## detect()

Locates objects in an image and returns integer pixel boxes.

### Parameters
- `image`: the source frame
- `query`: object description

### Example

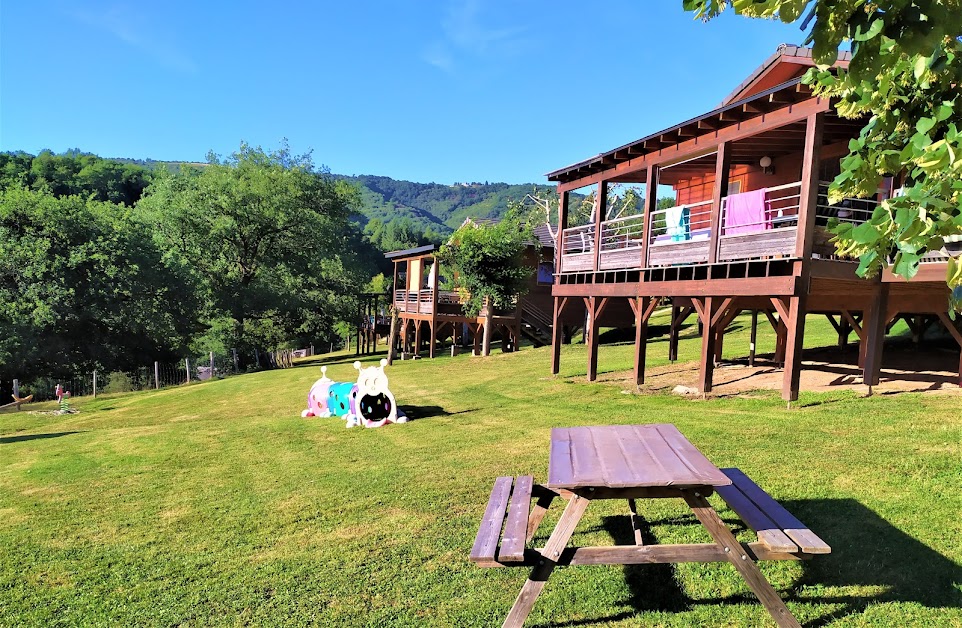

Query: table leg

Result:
[526,490,556,543]
[683,492,801,628]
[627,499,644,545]
[503,493,590,628]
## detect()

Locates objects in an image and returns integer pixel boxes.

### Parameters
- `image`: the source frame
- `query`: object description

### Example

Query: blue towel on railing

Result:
[665,205,690,241]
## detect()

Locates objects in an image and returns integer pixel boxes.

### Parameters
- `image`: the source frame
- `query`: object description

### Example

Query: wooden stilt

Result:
[668,304,680,362]
[429,322,437,359]
[774,319,787,366]
[551,297,566,375]
[781,295,808,402]
[749,310,758,367]
[633,297,651,386]
[697,297,717,394]
[414,321,422,357]
[862,285,889,388]
[587,297,600,382]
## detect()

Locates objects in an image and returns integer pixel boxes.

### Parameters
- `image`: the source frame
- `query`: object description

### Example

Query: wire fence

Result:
[2,347,311,406]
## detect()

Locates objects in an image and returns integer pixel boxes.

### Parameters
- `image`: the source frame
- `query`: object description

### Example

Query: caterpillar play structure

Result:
[301,360,407,428]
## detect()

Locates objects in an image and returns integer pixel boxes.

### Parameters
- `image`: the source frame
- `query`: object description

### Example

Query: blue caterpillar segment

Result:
[328,382,357,418]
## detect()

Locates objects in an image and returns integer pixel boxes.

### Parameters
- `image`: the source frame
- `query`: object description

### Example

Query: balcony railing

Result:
[556,181,914,273]
[393,288,463,314]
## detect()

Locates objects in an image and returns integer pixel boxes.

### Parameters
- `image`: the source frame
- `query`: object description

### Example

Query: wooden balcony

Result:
[557,182,948,278]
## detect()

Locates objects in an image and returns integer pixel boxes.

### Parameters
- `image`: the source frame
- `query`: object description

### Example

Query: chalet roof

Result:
[721,44,851,106]
[384,244,436,260]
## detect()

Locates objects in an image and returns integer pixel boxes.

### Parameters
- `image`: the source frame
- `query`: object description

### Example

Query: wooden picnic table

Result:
[471,423,829,627]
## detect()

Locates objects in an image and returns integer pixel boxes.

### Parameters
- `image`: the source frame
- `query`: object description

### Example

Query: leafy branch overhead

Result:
[684,0,962,303]
[437,211,535,317]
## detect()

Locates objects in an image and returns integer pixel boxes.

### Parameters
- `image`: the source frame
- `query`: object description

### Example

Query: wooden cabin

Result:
[386,223,555,357]
[547,45,961,401]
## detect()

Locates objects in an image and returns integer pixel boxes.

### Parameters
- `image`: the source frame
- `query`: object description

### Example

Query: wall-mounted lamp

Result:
[759,155,774,175]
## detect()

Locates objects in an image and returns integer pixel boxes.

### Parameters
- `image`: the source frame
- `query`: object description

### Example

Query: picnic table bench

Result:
[470,424,829,627]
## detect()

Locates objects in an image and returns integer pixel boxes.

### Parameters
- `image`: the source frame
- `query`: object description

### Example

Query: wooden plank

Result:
[722,468,830,554]
[795,112,825,259]
[502,494,590,628]
[770,297,789,323]
[654,424,732,486]
[525,486,556,543]
[470,476,513,566]
[717,228,798,261]
[710,297,734,329]
[684,492,803,628]
[567,426,607,486]
[627,499,644,545]
[499,476,533,562]
[547,428,575,488]
[715,483,798,553]
[550,541,803,565]
[589,426,639,488]
[782,294,808,402]
[840,308,864,340]
[640,164,658,267]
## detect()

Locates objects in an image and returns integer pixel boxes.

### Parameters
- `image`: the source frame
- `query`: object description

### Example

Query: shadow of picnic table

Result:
[530,498,959,627]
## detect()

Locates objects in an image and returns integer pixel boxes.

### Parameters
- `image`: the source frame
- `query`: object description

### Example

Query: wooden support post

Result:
[414,321,422,357]
[185,358,191,383]
[781,295,808,402]
[551,297,565,375]
[640,164,659,268]
[429,321,437,359]
[795,112,826,259]
[92,371,97,399]
[592,181,607,272]
[634,296,650,386]
[774,320,787,366]
[862,285,890,390]
[473,324,482,356]
[556,190,569,272]
[708,142,731,263]
[587,297,601,382]
[749,310,758,367]
[697,297,717,394]
[668,304,681,362]
[12,379,19,398]
[154,361,160,390]
[482,298,493,357]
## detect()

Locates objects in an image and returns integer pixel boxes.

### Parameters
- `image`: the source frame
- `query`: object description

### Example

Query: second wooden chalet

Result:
[546,45,961,401]
[386,222,556,357]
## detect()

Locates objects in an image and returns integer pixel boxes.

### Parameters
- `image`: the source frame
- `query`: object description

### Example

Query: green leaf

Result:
[850,222,881,245]
[916,117,936,135]
[914,55,928,79]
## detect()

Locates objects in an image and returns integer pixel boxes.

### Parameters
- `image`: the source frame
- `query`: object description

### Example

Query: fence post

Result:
[232,348,238,373]
[154,361,160,390]
[93,371,97,399]
[184,358,190,383]
[209,351,214,378]
[13,379,20,398]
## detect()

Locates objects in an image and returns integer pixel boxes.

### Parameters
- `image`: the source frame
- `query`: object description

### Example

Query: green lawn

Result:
[2,311,960,626]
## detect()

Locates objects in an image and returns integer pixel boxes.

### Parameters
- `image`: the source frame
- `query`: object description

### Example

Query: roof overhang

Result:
[546,78,828,188]
[384,244,437,260]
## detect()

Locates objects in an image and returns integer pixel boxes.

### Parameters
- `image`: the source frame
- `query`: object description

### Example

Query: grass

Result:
[1,310,960,626]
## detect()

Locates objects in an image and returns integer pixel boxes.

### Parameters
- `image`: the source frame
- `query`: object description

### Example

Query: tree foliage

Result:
[0,186,200,383]
[684,0,962,304]
[138,142,375,354]
[437,211,535,316]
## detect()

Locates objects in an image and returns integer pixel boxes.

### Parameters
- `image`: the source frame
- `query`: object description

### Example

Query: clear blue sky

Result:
[1,1,810,184]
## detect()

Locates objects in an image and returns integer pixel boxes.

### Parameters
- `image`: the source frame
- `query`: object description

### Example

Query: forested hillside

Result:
[341,175,558,236]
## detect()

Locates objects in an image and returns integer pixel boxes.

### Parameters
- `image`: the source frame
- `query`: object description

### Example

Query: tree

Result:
[138,142,371,353]
[436,211,535,317]
[0,186,199,384]
[684,0,962,305]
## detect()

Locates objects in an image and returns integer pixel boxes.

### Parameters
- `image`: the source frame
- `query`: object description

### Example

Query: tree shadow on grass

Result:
[530,499,960,627]
[0,431,83,444]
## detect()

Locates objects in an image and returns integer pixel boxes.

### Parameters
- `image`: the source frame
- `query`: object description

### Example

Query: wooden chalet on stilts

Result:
[547,46,961,401]
[386,225,556,358]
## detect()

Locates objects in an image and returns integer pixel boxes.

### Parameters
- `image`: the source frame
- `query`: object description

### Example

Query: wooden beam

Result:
[782,295,808,402]
[707,142,731,264]
[551,296,563,375]
[587,296,601,381]
[642,297,660,323]
[592,181,607,273]
[634,296,649,386]
[698,297,717,393]
[840,309,864,341]
[794,112,825,259]
[862,285,890,388]
[639,164,658,268]
[770,297,790,323]
[710,297,734,329]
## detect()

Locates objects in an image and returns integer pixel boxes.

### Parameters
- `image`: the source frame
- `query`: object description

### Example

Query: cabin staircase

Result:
[520,300,553,347]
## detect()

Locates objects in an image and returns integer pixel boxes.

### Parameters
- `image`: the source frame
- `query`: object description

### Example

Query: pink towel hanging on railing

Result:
[724,188,769,235]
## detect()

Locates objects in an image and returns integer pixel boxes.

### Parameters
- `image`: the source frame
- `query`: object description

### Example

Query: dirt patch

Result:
[598,346,961,397]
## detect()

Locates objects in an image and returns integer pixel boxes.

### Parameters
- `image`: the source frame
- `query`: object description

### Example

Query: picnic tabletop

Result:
[547,424,733,490]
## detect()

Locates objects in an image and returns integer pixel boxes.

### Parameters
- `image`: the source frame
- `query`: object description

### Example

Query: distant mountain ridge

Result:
[337,174,557,235]
[111,158,555,236]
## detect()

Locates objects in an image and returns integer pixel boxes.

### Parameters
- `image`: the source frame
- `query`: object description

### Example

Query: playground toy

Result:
[300,359,406,428]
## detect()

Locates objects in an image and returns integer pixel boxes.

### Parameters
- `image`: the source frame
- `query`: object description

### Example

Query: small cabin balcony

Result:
[558,181,949,275]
